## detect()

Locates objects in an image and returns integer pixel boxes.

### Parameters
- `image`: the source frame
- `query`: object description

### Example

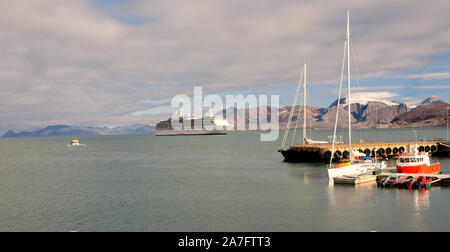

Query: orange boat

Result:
[396,146,440,174]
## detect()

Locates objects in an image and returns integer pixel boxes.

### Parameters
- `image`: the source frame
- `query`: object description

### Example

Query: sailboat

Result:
[280,63,329,151]
[327,10,387,179]
[300,63,330,145]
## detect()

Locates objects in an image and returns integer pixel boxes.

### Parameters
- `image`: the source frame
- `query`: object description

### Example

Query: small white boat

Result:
[279,63,332,155]
[71,138,80,146]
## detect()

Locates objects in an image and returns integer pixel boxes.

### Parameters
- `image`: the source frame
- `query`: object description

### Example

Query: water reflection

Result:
[326,181,438,231]
[284,162,328,185]
[391,189,434,231]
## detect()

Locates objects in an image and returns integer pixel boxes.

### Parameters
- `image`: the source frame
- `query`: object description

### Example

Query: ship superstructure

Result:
[155,110,231,136]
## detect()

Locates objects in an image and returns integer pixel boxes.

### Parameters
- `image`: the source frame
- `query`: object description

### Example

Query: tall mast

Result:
[303,62,307,145]
[346,9,352,162]
[447,106,449,141]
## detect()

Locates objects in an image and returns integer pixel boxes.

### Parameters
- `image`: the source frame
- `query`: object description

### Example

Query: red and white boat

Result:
[396,146,440,174]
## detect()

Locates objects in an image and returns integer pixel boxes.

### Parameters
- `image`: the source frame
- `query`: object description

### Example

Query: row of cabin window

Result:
[399,158,424,163]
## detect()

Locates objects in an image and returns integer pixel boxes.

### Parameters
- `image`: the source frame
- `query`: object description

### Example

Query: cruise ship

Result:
[155,110,232,136]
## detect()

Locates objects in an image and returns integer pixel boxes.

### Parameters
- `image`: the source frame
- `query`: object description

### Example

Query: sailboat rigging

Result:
[327,10,387,179]
[280,63,330,152]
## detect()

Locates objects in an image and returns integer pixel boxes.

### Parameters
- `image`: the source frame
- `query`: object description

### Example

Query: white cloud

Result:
[353,85,407,91]
[412,85,450,89]
[351,92,399,106]
[399,72,450,80]
[131,106,175,116]
[398,97,423,107]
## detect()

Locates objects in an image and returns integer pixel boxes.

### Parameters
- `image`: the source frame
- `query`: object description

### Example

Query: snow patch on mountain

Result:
[421,96,447,105]
[329,92,400,107]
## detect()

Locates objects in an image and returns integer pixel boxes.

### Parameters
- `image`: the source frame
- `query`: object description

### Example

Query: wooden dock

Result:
[333,174,378,185]
[280,140,449,162]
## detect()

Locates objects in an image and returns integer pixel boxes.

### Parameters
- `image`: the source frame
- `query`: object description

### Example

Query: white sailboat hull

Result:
[304,137,329,145]
[328,162,386,179]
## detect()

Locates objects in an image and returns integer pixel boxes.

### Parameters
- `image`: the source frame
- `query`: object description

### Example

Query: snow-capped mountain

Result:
[328,97,400,108]
[404,96,447,109]
[421,96,447,105]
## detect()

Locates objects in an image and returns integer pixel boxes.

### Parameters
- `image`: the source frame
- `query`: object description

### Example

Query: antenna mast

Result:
[303,62,307,145]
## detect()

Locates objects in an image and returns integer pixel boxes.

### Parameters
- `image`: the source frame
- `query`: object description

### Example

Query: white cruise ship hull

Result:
[155,129,228,136]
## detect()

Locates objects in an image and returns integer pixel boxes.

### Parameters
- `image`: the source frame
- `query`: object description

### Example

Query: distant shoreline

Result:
[2,126,447,139]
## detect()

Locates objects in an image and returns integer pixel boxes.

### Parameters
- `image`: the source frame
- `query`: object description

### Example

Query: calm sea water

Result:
[0,128,449,232]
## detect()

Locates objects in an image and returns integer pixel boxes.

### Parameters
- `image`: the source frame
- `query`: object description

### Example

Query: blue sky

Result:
[91,0,154,26]
[0,0,449,133]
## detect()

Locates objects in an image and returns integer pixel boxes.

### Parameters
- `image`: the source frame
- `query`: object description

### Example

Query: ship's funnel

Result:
[177,109,183,118]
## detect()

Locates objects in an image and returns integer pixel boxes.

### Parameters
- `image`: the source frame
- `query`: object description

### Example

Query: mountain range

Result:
[223,96,448,130]
[2,125,155,138]
[2,96,448,138]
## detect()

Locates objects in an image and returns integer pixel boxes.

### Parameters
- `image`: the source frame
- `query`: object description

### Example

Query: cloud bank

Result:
[1,0,450,133]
